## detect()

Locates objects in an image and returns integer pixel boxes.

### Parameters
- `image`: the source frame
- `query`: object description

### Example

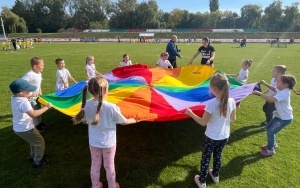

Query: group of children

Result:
[2,39,34,51]
[9,54,298,188]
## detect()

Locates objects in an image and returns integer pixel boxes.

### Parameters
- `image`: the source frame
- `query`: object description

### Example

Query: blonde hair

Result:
[242,59,253,68]
[86,56,94,65]
[73,76,109,125]
[30,57,43,67]
[210,73,230,116]
[274,65,287,74]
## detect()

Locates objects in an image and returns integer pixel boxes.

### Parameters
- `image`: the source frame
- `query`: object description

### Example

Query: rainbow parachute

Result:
[38,64,258,122]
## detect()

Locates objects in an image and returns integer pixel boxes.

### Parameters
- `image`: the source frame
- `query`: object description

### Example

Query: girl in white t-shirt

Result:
[73,76,137,188]
[232,59,253,85]
[253,74,298,156]
[156,52,173,69]
[185,73,236,188]
[119,54,132,67]
[86,56,101,79]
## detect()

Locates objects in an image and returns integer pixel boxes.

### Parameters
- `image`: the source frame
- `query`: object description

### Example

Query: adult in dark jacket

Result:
[188,37,215,67]
[166,35,182,68]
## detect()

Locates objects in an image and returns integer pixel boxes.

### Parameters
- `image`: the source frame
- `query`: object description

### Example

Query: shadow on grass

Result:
[228,124,265,146]
[0,109,266,188]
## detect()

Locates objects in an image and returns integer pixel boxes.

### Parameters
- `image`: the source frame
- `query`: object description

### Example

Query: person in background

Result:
[166,35,182,68]
[188,37,215,67]
[55,58,77,91]
[86,56,101,79]
[156,52,173,69]
[231,59,253,85]
[119,54,132,67]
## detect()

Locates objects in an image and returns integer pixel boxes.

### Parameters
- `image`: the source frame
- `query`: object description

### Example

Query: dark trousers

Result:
[168,58,177,68]
[199,135,228,184]
[263,101,275,123]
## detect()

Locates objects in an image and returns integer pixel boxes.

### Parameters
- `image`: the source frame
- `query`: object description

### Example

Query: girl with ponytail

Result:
[185,73,236,188]
[73,75,137,188]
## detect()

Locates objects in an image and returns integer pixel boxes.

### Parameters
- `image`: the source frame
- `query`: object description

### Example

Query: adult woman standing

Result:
[188,37,215,67]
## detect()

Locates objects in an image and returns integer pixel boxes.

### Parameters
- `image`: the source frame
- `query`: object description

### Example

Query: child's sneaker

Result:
[33,155,49,168]
[261,143,278,150]
[115,182,120,188]
[194,175,206,188]
[208,169,219,184]
[260,148,275,156]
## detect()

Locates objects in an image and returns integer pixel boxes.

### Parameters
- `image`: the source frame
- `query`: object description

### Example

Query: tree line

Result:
[0,0,299,34]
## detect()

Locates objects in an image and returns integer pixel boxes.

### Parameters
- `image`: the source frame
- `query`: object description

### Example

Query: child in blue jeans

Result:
[253,75,298,156]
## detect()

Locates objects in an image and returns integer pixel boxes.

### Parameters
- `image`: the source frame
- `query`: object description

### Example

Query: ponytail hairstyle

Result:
[73,76,109,125]
[242,59,253,68]
[88,76,108,125]
[210,73,230,116]
[280,75,300,95]
[86,56,94,65]
[73,85,88,124]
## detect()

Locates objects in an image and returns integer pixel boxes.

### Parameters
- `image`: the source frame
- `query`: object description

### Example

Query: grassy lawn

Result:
[0,42,300,188]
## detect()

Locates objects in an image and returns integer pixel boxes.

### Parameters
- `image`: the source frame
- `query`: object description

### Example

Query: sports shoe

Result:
[260,149,276,156]
[115,182,120,188]
[194,175,206,188]
[261,143,278,150]
[208,169,219,184]
[33,155,49,168]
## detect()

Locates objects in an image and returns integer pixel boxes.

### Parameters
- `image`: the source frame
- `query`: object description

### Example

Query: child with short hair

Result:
[156,52,173,69]
[9,79,52,167]
[253,75,298,156]
[55,58,77,91]
[232,59,253,85]
[73,76,137,188]
[260,65,287,126]
[22,57,48,132]
[86,56,101,79]
[119,54,132,67]
[185,73,236,188]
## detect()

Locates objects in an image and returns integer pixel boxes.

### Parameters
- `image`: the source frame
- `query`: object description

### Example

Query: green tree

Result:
[282,3,300,31]
[262,0,283,31]
[240,5,263,28]
[209,0,219,12]
[1,7,28,33]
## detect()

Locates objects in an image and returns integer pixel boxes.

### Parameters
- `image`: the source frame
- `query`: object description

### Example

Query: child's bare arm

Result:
[27,103,52,118]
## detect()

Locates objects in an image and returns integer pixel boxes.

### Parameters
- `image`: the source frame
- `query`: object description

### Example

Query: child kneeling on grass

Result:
[9,79,52,167]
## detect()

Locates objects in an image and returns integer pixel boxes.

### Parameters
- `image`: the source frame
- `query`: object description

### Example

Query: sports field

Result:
[1,42,300,188]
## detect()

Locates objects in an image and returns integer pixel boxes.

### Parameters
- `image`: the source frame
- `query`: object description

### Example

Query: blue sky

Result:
[0,0,298,14]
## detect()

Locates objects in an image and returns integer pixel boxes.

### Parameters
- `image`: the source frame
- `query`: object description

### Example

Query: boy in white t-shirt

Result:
[156,52,173,69]
[22,57,48,132]
[9,79,52,167]
[55,58,77,91]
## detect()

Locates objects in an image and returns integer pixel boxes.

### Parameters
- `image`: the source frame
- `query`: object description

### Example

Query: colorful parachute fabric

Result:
[39,64,258,122]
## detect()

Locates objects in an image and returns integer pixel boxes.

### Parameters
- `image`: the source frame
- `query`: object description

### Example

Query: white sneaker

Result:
[208,169,219,184]
[194,175,206,188]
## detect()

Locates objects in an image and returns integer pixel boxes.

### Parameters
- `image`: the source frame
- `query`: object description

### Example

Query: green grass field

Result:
[1,42,300,188]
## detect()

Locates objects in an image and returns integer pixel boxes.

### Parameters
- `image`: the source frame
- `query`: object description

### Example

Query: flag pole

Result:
[0,16,7,40]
